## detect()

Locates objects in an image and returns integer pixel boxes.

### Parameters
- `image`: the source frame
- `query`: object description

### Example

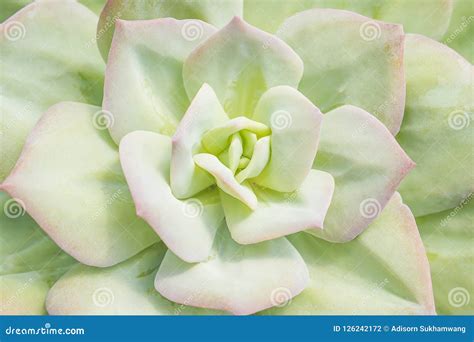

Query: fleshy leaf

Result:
[47,243,224,315]
[194,153,258,210]
[171,84,229,199]
[103,18,217,144]
[244,0,453,40]
[79,0,107,15]
[0,192,76,315]
[0,0,30,22]
[1,1,108,21]
[397,34,473,217]
[120,131,224,263]
[373,0,453,41]
[416,196,473,315]
[219,133,243,173]
[263,193,435,315]
[1,102,157,267]
[443,0,474,63]
[156,226,309,315]
[201,117,270,154]
[278,8,405,134]
[221,170,334,244]
[234,136,270,183]
[0,1,104,181]
[252,86,322,192]
[0,193,75,275]
[183,17,303,118]
[97,0,243,60]
[312,105,414,242]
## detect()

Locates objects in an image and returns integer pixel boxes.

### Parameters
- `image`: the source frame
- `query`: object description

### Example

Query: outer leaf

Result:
[244,0,453,40]
[0,0,104,181]
[443,0,474,63]
[0,193,74,275]
[1,1,107,21]
[183,17,303,118]
[1,102,157,267]
[312,105,414,242]
[374,0,453,41]
[252,86,322,192]
[97,0,243,60]
[120,131,224,263]
[221,170,334,244]
[416,197,473,315]
[0,0,30,22]
[47,243,224,315]
[103,18,217,144]
[397,34,473,217]
[263,193,435,315]
[277,8,405,134]
[156,226,309,315]
[79,0,107,14]
[0,192,76,314]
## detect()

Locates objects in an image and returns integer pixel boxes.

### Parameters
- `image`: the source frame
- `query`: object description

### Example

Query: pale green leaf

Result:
[97,0,243,60]
[1,102,158,267]
[263,193,435,314]
[278,8,405,134]
[156,226,309,315]
[416,197,473,315]
[312,105,414,242]
[183,17,303,118]
[103,18,217,143]
[0,0,104,181]
[397,34,473,216]
[47,243,224,315]
[119,131,224,263]
[221,170,334,244]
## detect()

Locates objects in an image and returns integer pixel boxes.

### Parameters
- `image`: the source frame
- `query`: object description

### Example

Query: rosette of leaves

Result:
[0,0,471,315]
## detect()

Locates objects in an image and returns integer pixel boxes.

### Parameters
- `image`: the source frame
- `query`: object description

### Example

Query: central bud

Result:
[192,117,272,209]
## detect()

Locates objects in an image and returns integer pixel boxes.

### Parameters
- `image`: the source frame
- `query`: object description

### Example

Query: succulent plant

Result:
[0,0,472,315]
